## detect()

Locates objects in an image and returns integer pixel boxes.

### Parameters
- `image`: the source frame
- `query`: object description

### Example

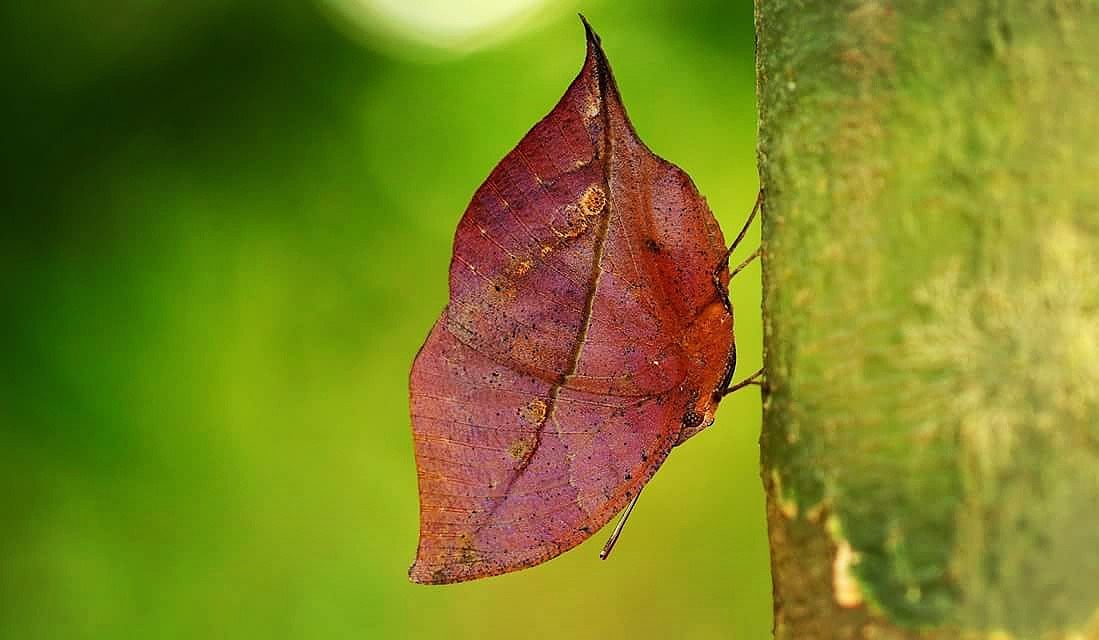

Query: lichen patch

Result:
[771,469,799,519]
[507,435,537,464]
[507,257,532,279]
[583,90,600,120]
[579,185,606,217]
[519,398,548,425]
[556,205,591,239]
[833,540,864,608]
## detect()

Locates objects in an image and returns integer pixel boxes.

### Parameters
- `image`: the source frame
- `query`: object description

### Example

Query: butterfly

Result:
[408,17,761,584]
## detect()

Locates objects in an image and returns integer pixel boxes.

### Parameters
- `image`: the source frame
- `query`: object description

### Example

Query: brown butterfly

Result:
[408,17,761,584]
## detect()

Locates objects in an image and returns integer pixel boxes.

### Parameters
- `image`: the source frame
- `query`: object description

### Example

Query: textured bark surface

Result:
[756,1,1099,637]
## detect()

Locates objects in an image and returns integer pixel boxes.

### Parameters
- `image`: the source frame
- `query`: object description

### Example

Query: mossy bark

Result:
[755,2,1099,638]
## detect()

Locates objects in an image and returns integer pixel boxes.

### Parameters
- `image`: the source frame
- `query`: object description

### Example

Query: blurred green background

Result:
[0,1,766,638]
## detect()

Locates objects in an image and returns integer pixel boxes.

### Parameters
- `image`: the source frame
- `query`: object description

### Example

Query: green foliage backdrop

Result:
[0,1,767,638]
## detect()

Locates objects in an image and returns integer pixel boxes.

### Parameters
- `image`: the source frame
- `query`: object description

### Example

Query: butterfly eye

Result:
[682,410,706,429]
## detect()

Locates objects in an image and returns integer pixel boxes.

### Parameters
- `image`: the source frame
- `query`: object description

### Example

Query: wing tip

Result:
[578,14,608,69]
[578,13,601,48]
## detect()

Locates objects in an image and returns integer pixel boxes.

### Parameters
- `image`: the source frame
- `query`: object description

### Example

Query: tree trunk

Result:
[755,2,1099,638]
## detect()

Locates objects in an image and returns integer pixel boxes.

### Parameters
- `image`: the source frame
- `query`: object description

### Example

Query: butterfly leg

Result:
[722,367,764,397]
[724,188,764,261]
[713,189,764,309]
[729,247,761,280]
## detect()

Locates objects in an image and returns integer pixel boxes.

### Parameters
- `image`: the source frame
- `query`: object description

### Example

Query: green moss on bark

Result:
[757,1,1099,637]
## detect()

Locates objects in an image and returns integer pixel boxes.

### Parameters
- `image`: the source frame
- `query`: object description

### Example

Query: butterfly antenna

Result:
[600,490,643,560]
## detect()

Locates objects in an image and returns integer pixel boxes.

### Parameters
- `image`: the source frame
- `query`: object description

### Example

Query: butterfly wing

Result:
[409,319,686,584]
